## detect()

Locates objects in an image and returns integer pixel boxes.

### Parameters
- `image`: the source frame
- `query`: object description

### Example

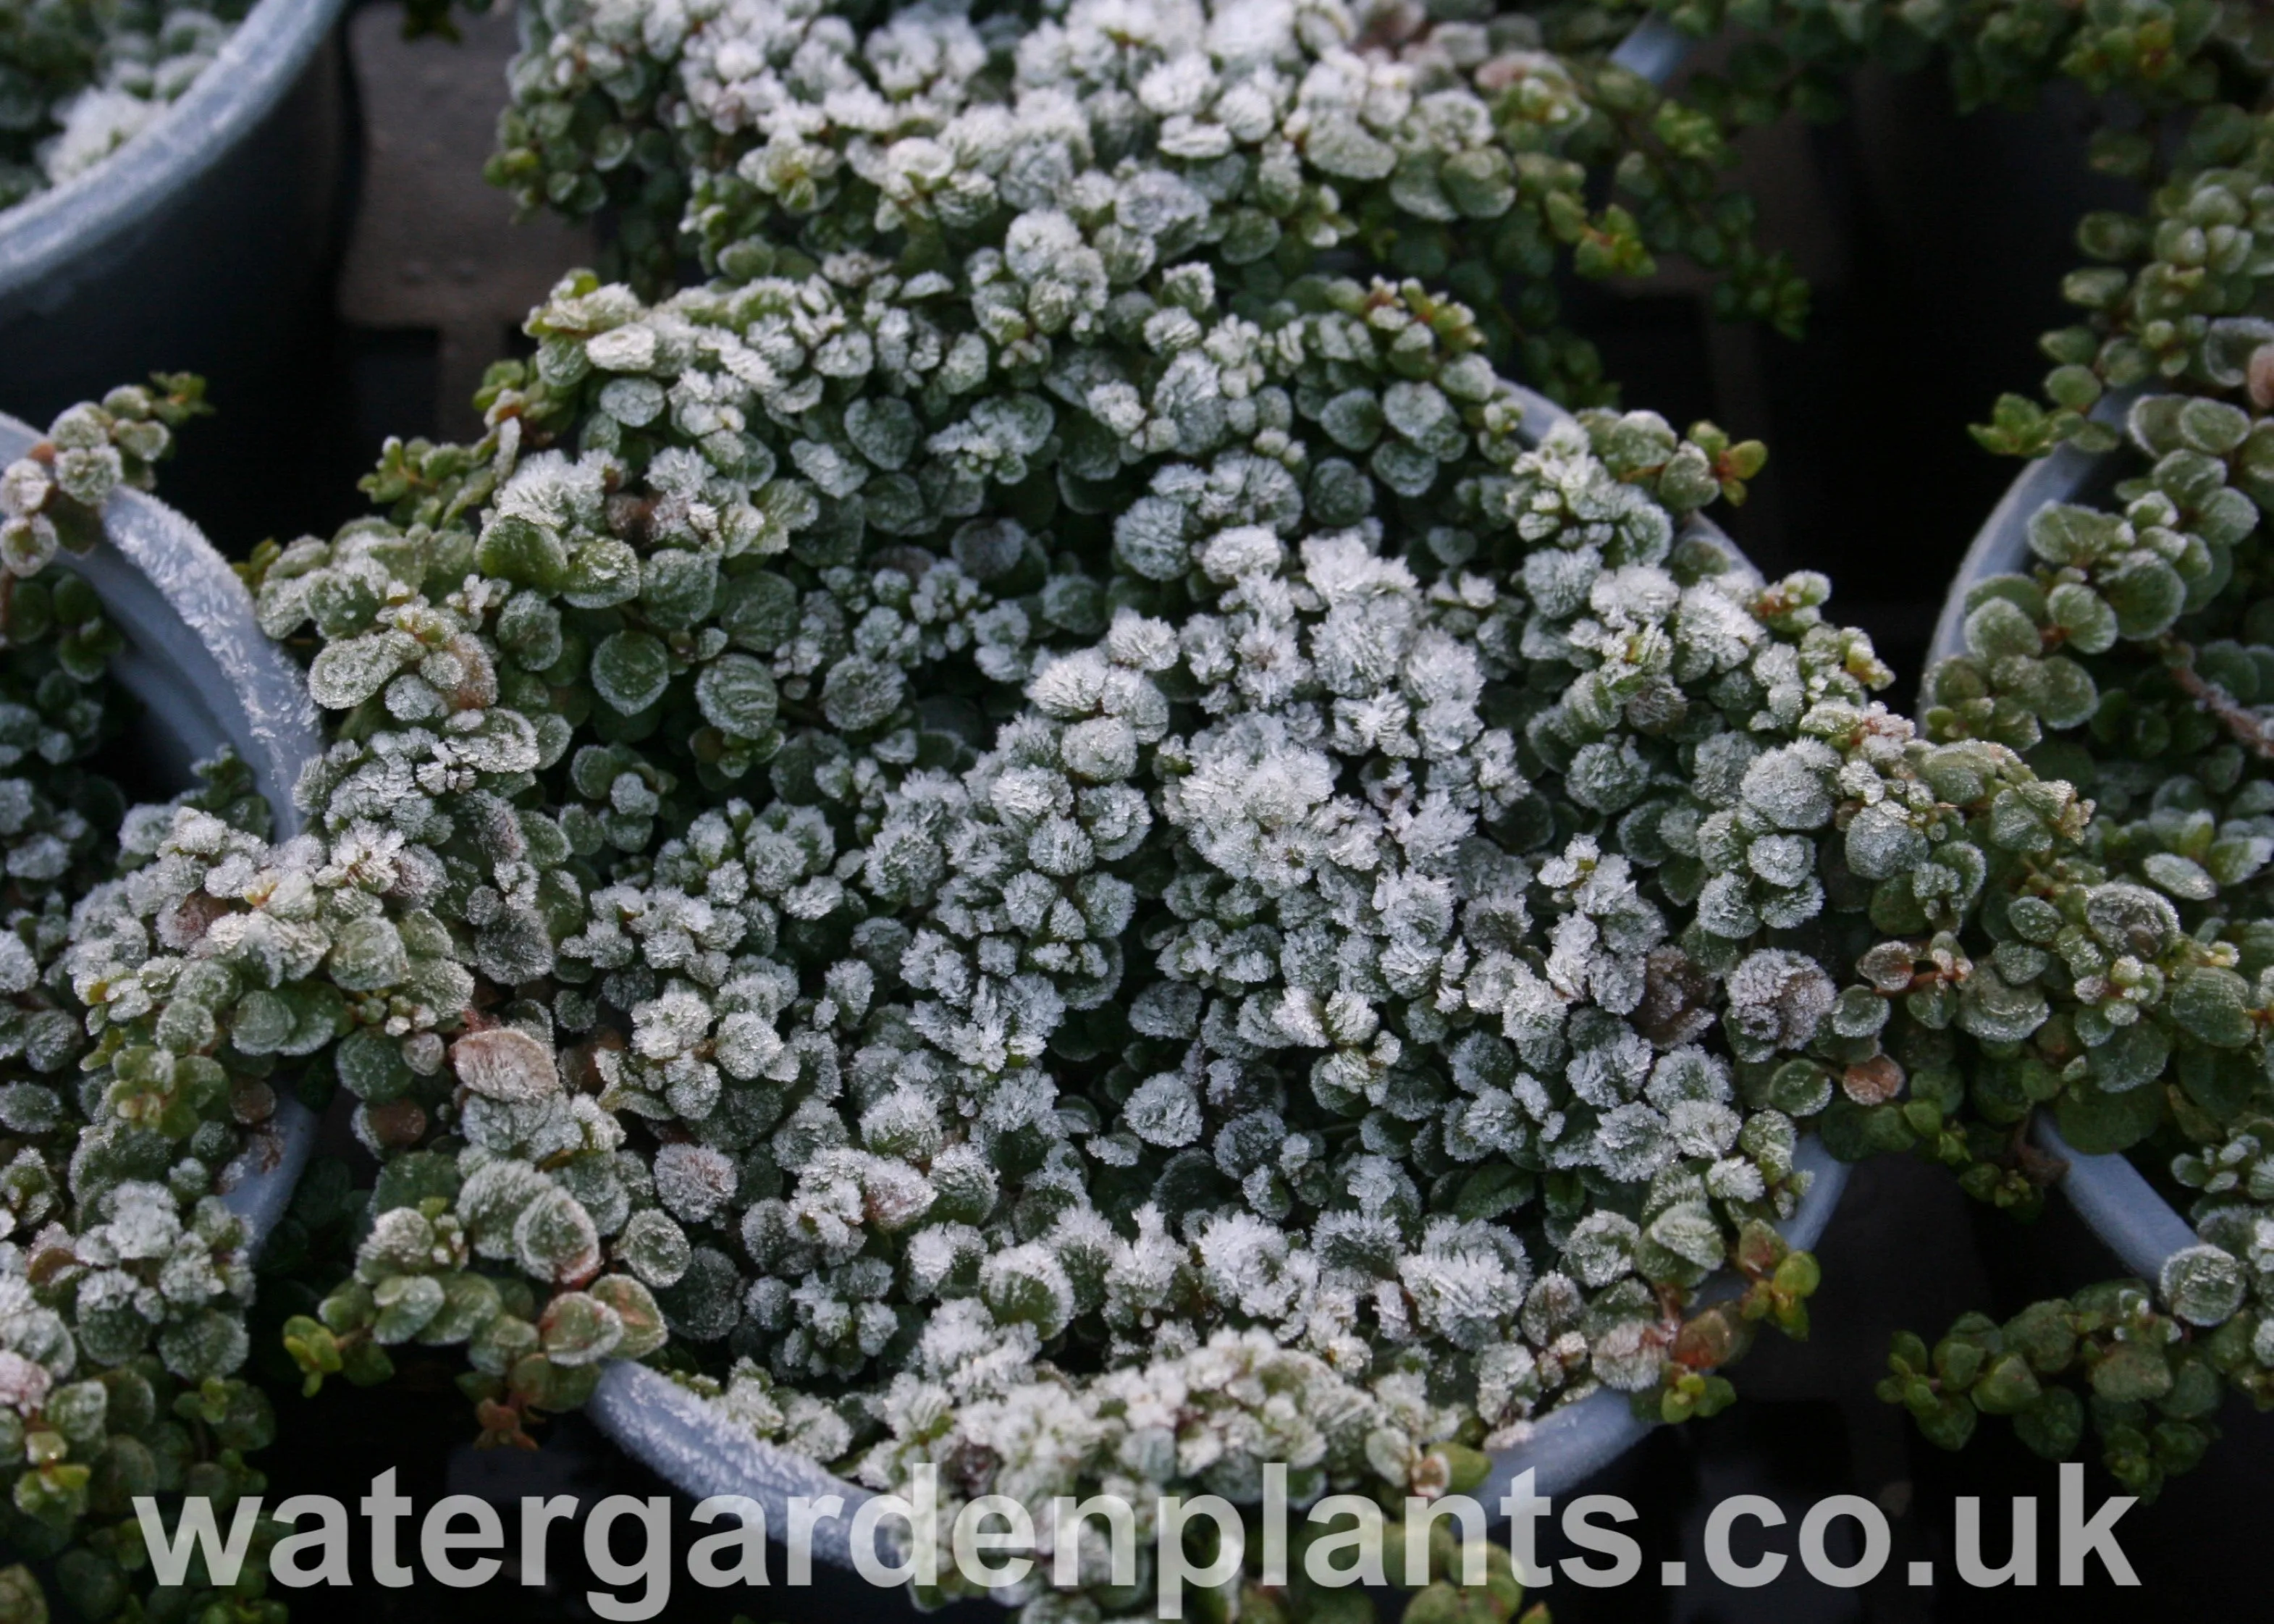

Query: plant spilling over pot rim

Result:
[1893,28,2274,1499]
[0,379,319,1624]
[22,0,2274,1610]
[282,303,1852,1602]
[77,4,2138,1615]
[0,0,253,214]
[20,0,2274,1615]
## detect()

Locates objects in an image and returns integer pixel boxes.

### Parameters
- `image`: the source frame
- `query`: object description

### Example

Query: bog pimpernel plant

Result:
[22,0,2274,1617]
[1882,38,2274,1507]
[478,0,1814,404]
[0,382,305,1624]
[35,1,2128,1616]
[0,0,248,211]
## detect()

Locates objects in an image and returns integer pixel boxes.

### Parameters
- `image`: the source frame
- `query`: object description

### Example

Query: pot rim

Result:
[1924,388,2197,1283]
[0,410,321,1251]
[0,0,350,309]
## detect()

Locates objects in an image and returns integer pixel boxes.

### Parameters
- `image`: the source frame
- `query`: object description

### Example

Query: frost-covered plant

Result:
[0,0,249,211]
[1915,135,2274,1190]
[476,0,2274,416]
[149,16,2176,1621]
[201,212,2152,1620]
[252,261,1857,1446]
[1864,92,2274,1495]
[0,384,297,1624]
[840,1326,1555,1619]
[481,0,1808,403]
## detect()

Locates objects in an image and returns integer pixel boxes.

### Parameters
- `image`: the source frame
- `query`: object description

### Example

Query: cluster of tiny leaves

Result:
[66,6,2188,1612]
[0,387,297,1624]
[0,0,249,209]
[825,1335,1551,1622]
[1977,91,2274,458]
[1880,1279,2233,1505]
[1910,95,2274,1465]
[236,239,1877,1475]
[1920,390,2274,1164]
[480,0,1807,404]
[205,209,2203,1619]
[1866,60,2274,1486]
[4,1,2230,1610]
[1585,0,2274,249]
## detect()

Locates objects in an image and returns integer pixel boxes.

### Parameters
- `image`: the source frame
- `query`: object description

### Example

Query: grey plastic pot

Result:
[1606,14,1696,83]
[0,411,323,1251]
[1924,390,2199,1283]
[584,381,1854,1565]
[0,0,350,458]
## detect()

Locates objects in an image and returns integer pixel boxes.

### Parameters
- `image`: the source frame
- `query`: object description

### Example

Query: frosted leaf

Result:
[0,516,56,578]
[691,650,782,741]
[328,916,408,993]
[1643,1203,1727,1285]
[951,518,1029,582]
[0,931,35,996]
[1114,497,1191,581]
[564,538,643,609]
[1561,1211,1638,1288]
[1060,717,1139,782]
[539,1291,626,1366]
[1593,1102,1675,1182]
[2142,851,2217,901]
[591,631,673,715]
[2160,1243,2245,1326]
[479,516,569,589]
[586,324,655,371]
[599,376,667,426]
[0,1350,51,1410]
[452,1027,560,1103]
[642,550,718,630]
[1566,740,1651,814]
[1320,390,1383,451]
[1689,731,1761,808]
[980,1242,1075,1338]
[1566,1022,1653,1108]
[1646,1046,1732,1108]
[1745,833,1814,889]
[1129,981,1202,1039]
[514,1186,603,1285]
[657,1248,744,1342]
[1843,801,1926,880]
[1725,950,1836,1054]
[309,631,413,710]
[1739,742,1837,830]
[1197,525,1283,584]
[654,1143,739,1224]
[1124,1072,1203,1147]
[1382,382,1453,445]
[846,398,921,470]
[156,1308,248,1382]
[1306,115,1395,180]
[822,656,906,731]
[617,1209,692,1287]
[903,1224,983,1301]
